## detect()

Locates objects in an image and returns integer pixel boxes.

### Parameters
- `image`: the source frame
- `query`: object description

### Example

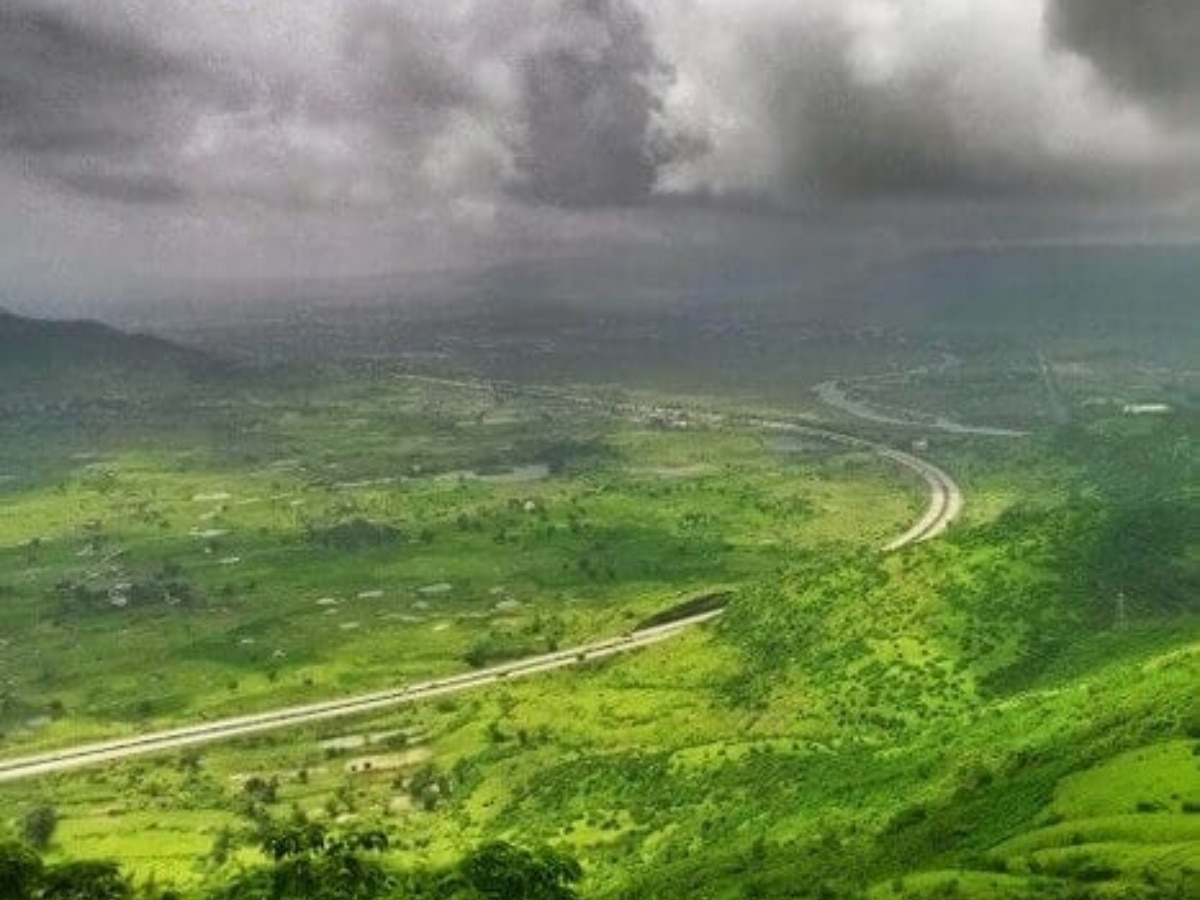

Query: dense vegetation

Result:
[0,832,583,900]
[0,313,1196,900]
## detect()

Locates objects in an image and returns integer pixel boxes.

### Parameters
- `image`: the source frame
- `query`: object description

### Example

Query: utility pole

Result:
[1116,591,1128,631]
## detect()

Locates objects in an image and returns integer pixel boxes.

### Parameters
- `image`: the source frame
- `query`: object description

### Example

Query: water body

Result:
[435,463,550,484]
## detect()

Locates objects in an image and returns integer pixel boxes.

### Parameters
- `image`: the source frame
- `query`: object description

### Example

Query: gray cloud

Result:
[341,2,483,159]
[651,0,1200,209]
[764,24,1068,201]
[335,0,686,209]
[0,0,689,213]
[1049,0,1200,124]
[510,0,682,207]
[3,0,1200,305]
[0,3,172,150]
[56,171,190,205]
[346,6,476,118]
[6,0,1199,214]
[0,1,213,204]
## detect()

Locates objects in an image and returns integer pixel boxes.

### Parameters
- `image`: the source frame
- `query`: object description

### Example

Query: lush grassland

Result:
[0,350,1196,900]
[0,374,926,758]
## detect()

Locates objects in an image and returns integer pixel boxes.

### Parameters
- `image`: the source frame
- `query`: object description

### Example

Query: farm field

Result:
[1,334,1197,900]
[0,372,925,755]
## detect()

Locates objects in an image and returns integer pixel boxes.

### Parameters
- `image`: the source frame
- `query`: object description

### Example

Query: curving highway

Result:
[744,417,963,551]
[398,374,964,550]
[814,379,1029,438]
[0,376,965,782]
[876,447,963,550]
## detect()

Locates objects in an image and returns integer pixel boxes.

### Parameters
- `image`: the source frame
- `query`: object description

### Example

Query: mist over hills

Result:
[51,244,1194,404]
[852,244,1200,342]
[0,305,218,397]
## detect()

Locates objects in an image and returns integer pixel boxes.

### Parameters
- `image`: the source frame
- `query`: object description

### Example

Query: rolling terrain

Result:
[0,384,961,783]
[0,307,216,397]
[0,311,1195,900]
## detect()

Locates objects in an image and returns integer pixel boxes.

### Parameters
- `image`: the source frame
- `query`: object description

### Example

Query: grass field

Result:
[1,342,1197,900]
[0,374,924,760]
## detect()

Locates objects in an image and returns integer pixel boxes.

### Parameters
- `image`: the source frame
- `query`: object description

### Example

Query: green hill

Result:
[0,330,1193,900]
[0,307,218,400]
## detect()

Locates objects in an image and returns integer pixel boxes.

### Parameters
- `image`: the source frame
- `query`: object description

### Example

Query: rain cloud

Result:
[1049,0,1200,125]
[2,0,1200,298]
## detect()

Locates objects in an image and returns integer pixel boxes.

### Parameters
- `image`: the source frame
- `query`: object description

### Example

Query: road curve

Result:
[0,612,722,784]
[0,378,963,782]
[877,448,963,550]
[746,418,962,551]
[397,374,964,551]
[814,379,1029,438]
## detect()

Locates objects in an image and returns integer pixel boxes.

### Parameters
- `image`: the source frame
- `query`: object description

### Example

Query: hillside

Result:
[0,307,218,400]
[0,363,1193,900]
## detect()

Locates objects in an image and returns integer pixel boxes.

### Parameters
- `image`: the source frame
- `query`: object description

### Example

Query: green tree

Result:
[448,842,582,900]
[40,860,132,900]
[21,804,59,850]
[209,825,391,900]
[242,776,279,805]
[0,841,43,900]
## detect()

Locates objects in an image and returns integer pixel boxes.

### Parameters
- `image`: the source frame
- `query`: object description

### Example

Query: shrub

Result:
[0,841,43,900]
[20,805,58,851]
[308,519,402,551]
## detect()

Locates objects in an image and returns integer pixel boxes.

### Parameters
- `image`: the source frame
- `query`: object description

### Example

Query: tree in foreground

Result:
[38,859,133,900]
[445,842,583,900]
[20,804,59,851]
[0,841,44,900]
[209,824,391,900]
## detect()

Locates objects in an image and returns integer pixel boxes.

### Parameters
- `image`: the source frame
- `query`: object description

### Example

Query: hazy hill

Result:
[0,306,219,401]
[848,244,1200,350]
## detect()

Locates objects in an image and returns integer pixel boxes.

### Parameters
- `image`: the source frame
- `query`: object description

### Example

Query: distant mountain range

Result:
[0,307,217,397]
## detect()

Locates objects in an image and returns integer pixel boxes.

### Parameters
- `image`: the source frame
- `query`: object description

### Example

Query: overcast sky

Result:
[3,0,1200,311]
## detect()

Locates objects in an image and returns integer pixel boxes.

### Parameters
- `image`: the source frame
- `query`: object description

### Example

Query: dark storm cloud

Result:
[335,0,687,209]
[510,0,684,207]
[0,2,173,148]
[56,171,190,205]
[4,0,1200,304]
[343,4,480,131]
[654,0,1200,210]
[0,1,213,204]
[1049,0,1200,123]
[4,0,1200,215]
[768,28,1078,201]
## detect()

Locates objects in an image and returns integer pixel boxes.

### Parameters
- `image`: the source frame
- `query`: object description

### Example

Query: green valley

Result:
[0,304,1196,900]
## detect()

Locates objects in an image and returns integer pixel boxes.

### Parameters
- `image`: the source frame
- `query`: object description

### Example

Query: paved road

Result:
[814,379,1029,438]
[877,447,963,550]
[0,377,964,782]
[746,417,962,550]
[397,374,964,551]
[0,612,721,783]
[606,389,965,547]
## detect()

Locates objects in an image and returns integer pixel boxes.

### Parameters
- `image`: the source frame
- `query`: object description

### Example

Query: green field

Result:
[1,337,1197,900]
